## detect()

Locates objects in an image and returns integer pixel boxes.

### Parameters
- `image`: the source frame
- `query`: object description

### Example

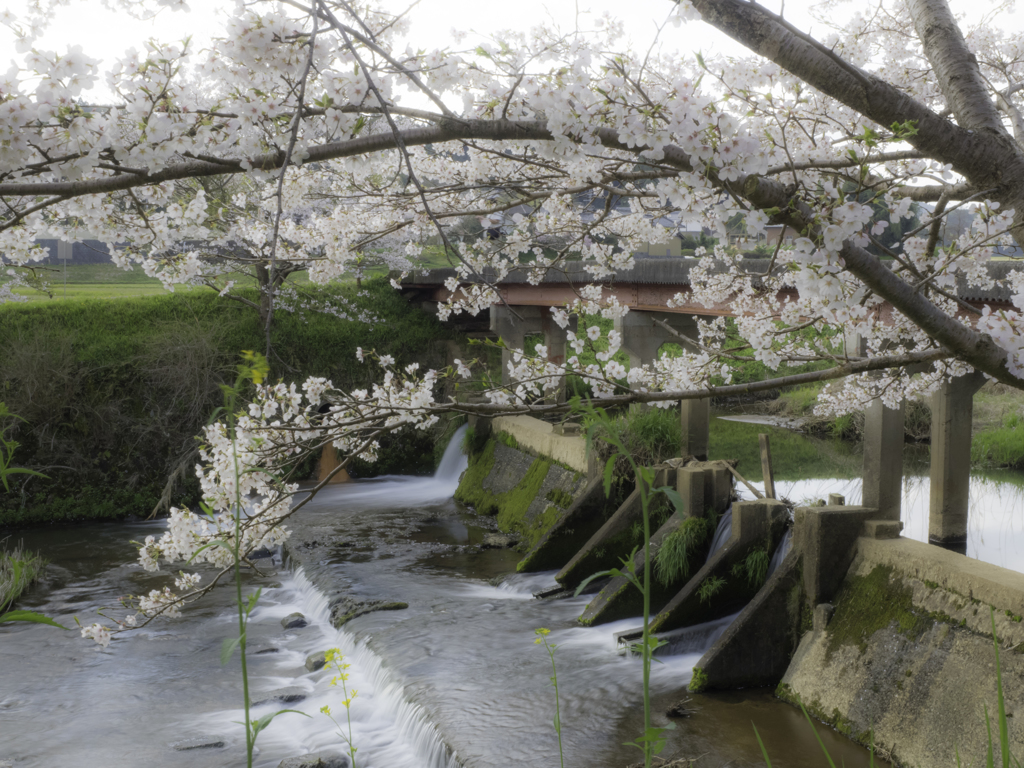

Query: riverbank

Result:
[0,279,460,529]
[752,380,1024,468]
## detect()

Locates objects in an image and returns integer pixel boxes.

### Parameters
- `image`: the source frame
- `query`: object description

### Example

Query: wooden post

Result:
[759,433,776,500]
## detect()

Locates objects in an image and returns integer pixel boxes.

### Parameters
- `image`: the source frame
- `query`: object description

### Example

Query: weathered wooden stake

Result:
[759,433,776,500]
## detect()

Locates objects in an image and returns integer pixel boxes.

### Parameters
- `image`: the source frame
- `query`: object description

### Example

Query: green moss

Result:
[826,565,930,659]
[454,439,558,549]
[688,667,709,693]
[523,505,564,550]
[494,457,552,544]
[546,488,574,508]
[496,431,519,450]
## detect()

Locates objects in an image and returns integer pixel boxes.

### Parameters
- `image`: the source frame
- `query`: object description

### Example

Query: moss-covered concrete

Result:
[825,565,928,660]
[649,500,789,634]
[693,551,804,691]
[516,478,622,573]
[780,540,1024,767]
[454,438,588,550]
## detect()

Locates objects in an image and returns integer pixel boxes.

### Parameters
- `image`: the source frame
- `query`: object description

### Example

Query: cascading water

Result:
[707,505,733,558]
[0,425,885,768]
[767,529,793,578]
[434,424,470,484]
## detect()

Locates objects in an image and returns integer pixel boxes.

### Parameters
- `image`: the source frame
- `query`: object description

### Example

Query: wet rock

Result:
[281,612,308,629]
[328,596,408,628]
[248,546,275,559]
[481,532,517,549]
[278,753,348,768]
[38,564,73,589]
[250,687,307,707]
[305,650,328,672]
[171,737,226,751]
[665,697,697,718]
[251,645,280,655]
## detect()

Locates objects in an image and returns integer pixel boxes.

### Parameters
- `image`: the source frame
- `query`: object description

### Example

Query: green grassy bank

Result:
[766,380,1024,469]
[0,279,459,528]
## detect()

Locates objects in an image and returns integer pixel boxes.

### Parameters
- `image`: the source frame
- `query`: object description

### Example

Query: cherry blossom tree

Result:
[3,0,1024,630]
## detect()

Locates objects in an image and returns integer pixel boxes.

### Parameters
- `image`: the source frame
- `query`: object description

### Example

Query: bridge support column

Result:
[681,399,710,460]
[929,371,986,553]
[542,312,576,404]
[490,305,544,387]
[848,332,905,522]
[862,398,905,521]
[613,311,699,368]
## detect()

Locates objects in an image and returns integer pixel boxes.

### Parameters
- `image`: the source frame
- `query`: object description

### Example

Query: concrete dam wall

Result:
[453,417,1024,766]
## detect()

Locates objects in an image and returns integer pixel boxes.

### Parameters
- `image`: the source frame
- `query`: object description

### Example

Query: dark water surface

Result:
[0,426,913,768]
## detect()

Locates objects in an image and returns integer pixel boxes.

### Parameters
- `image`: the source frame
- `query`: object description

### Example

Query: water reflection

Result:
[711,416,1024,573]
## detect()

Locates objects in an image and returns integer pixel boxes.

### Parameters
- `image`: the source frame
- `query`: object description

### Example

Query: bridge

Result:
[401,257,1021,553]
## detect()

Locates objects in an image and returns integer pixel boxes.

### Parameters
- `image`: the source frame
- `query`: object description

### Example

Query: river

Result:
[6,416,1020,768]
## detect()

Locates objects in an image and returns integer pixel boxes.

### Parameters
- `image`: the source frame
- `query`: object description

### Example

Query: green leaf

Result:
[221,633,245,665]
[574,569,613,597]
[250,708,310,740]
[752,723,773,768]
[992,610,1010,768]
[245,588,263,616]
[603,456,616,497]
[0,610,69,629]
[800,703,838,768]
[661,487,686,515]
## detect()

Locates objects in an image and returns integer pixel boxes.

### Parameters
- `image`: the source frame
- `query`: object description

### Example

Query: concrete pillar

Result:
[614,311,710,448]
[861,398,905,521]
[681,398,710,460]
[541,312,577,404]
[613,311,699,368]
[676,467,706,519]
[850,329,905,521]
[489,304,543,386]
[929,371,986,552]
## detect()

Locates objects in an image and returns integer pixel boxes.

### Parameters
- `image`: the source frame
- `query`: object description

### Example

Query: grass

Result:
[0,543,46,611]
[0,277,459,526]
[654,515,715,586]
[6,263,321,303]
[972,412,1024,469]
[584,405,683,472]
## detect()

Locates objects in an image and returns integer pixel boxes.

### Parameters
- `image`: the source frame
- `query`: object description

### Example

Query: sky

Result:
[0,0,1020,100]
[0,0,792,90]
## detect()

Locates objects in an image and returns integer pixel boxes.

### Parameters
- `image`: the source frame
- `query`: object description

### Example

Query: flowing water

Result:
[0,423,944,768]
[706,506,733,559]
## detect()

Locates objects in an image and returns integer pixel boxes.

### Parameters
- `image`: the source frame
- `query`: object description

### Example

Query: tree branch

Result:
[908,0,1008,139]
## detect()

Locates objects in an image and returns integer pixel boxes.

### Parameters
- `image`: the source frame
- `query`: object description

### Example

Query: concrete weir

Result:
[452,391,1024,765]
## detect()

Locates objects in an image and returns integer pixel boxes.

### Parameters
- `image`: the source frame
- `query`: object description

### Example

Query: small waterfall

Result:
[201,569,462,768]
[291,569,461,768]
[651,612,741,657]
[319,425,468,508]
[706,505,733,559]
[435,424,469,483]
[766,529,793,578]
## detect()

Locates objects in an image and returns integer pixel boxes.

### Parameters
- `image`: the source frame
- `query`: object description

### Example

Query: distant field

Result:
[6,263,318,303]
